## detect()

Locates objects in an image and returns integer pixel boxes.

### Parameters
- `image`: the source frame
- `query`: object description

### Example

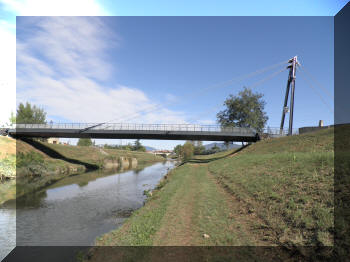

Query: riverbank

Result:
[88,128,334,261]
[0,136,164,205]
[1,160,176,262]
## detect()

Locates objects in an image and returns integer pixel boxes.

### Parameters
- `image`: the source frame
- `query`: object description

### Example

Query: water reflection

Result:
[0,208,16,261]
[15,161,175,246]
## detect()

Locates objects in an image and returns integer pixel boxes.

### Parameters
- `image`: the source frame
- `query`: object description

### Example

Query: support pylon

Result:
[280,56,299,136]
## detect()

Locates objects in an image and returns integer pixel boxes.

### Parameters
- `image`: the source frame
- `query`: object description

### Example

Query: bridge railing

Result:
[13,123,257,134]
[259,127,299,137]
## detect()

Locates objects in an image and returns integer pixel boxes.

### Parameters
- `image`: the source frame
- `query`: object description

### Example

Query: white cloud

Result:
[17,17,116,81]
[0,0,110,125]
[0,0,109,16]
[0,20,16,125]
[16,17,188,125]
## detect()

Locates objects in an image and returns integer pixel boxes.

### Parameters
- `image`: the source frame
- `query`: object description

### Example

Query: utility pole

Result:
[280,56,299,135]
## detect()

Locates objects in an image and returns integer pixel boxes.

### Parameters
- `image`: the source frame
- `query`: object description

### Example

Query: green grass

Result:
[96,166,184,246]
[206,128,334,249]
[96,163,264,247]
[16,151,44,167]
[0,154,16,180]
[43,142,163,166]
[208,150,334,246]
[0,154,16,205]
[91,128,334,254]
[0,138,164,205]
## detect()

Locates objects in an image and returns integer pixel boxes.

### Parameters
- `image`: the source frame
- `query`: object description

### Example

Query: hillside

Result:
[90,128,334,261]
[206,128,334,247]
[0,136,164,205]
[204,142,241,150]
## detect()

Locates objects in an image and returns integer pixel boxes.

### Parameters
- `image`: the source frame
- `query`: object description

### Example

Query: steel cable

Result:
[187,67,287,123]
[298,70,334,114]
[114,60,289,124]
[80,59,289,132]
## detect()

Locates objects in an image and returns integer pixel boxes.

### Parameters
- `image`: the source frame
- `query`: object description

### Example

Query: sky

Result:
[0,0,348,149]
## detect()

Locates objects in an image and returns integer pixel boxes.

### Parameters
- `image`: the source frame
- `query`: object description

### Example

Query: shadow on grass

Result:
[19,138,99,171]
[188,144,250,164]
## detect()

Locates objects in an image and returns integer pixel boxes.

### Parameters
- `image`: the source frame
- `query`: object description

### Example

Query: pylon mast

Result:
[280,56,298,135]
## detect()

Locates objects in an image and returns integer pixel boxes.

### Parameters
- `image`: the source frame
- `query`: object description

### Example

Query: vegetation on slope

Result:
[0,136,164,205]
[0,137,16,181]
[40,141,161,167]
[334,124,350,259]
[90,128,334,261]
[207,128,334,248]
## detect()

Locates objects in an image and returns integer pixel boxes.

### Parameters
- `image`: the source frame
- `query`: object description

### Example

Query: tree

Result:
[212,144,221,153]
[193,141,205,155]
[16,102,47,124]
[174,144,183,158]
[224,141,231,150]
[217,87,268,132]
[182,141,194,161]
[132,139,146,152]
[77,138,93,147]
[9,111,16,124]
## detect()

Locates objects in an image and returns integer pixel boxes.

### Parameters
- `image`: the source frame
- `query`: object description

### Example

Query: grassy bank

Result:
[207,129,334,248]
[39,140,163,167]
[0,136,164,205]
[89,128,334,261]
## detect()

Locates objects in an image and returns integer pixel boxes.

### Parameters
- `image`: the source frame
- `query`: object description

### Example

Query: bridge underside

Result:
[9,128,259,142]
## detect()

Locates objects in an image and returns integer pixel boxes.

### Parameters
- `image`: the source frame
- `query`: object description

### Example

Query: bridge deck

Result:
[7,123,260,142]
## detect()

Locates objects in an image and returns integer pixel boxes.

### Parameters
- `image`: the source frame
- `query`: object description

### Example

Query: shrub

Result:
[17,152,44,167]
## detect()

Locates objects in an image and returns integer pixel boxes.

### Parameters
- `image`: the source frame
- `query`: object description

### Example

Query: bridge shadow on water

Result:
[19,138,99,171]
[188,144,250,164]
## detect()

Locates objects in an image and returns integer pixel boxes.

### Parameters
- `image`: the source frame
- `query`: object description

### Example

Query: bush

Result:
[182,142,194,161]
[77,138,93,147]
[0,155,16,180]
[17,152,44,167]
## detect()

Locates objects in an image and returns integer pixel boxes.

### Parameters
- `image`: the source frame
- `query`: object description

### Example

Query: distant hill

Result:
[145,146,157,151]
[204,142,241,151]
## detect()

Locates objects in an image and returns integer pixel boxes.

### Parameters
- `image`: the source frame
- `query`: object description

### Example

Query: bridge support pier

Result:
[280,56,299,136]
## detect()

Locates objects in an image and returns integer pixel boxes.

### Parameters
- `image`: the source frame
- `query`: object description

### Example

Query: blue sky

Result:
[100,0,347,16]
[1,1,348,149]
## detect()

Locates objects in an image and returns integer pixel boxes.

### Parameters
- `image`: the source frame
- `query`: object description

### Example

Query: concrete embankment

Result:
[103,157,138,170]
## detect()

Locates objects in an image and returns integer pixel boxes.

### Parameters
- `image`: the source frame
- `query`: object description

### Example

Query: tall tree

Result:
[182,141,194,161]
[212,144,221,153]
[174,144,183,158]
[9,111,16,124]
[77,138,93,147]
[193,141,205,155]
[224,141,231,150]
[217,87,268,132]
[132,139,146,152]
[16,102,47,124]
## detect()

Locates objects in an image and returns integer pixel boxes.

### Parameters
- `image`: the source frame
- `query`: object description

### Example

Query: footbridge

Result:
[6,123,262,142]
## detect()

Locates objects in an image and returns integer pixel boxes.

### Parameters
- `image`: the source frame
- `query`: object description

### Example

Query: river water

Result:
[0,160,175,260]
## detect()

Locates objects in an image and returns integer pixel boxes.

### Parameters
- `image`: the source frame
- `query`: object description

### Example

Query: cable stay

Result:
[297,63,333,98]
[299,66,350,122]
[246,67,286,90]
[187,66,287,124]
[79,58,289,133]
[108,60,288,123]
[298,71,334,115]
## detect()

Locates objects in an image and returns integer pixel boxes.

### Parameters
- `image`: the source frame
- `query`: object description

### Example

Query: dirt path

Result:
[206,170,277,246]
[152,165,200,245]
[87,161,292,261]
[151,163,275,246]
